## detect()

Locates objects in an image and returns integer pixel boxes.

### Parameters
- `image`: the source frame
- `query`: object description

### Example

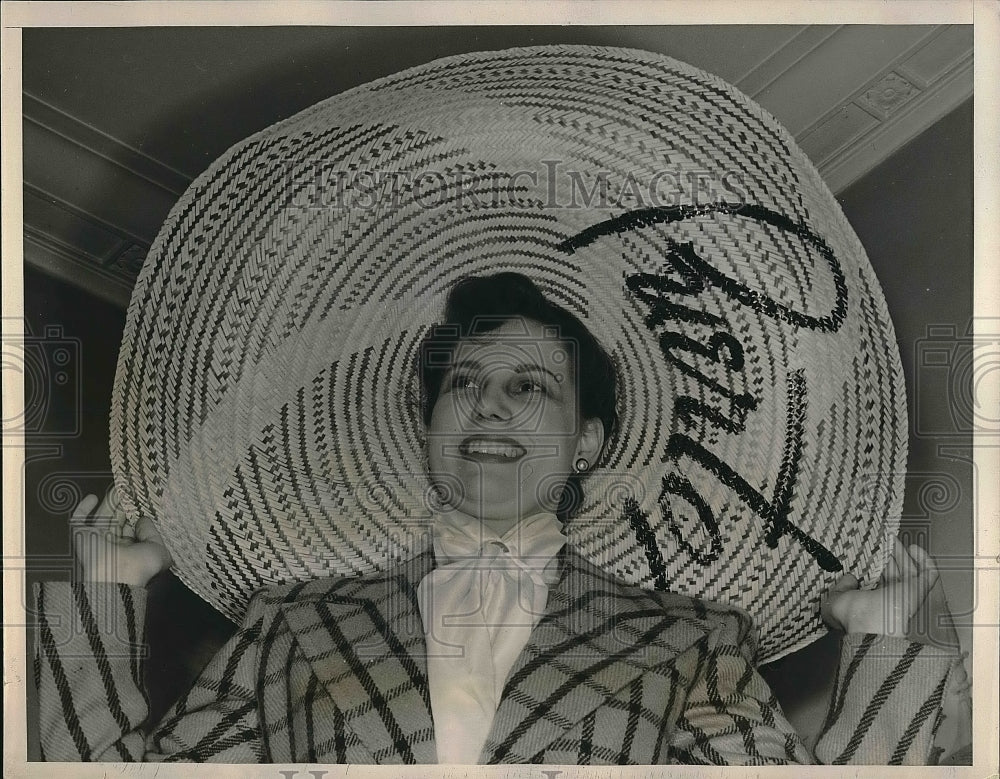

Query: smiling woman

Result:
[421,272,617,527]
[415,273,619,761]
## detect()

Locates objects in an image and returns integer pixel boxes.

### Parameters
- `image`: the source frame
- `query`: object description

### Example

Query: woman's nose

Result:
[472,379,513,421]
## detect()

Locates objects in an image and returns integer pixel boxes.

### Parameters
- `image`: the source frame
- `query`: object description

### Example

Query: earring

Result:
[574,457,590,473]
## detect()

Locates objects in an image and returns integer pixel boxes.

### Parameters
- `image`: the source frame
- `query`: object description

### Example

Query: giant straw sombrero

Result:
[111,45,906,662]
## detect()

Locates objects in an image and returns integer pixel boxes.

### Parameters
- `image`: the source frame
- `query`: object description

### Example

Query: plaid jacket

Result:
[35,548,958,764]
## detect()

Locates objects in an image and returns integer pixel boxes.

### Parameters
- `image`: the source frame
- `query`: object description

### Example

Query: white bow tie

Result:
[417,512,565,763]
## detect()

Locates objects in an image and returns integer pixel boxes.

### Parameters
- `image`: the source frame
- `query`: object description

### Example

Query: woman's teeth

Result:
[460,439,526,459]
[469,444,519,457]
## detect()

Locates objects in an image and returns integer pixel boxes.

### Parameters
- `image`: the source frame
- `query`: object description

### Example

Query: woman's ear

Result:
[574,417,605,468]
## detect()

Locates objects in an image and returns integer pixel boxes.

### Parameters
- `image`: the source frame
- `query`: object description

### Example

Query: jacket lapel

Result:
[278,550,438,764]
[276,546,712,765]
[482,550,706,763]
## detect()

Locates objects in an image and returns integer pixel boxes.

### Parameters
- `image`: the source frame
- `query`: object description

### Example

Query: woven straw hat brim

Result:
[111,45,905,662]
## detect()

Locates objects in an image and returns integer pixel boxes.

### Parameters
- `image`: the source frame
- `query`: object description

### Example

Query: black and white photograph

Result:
[3,3,997,775]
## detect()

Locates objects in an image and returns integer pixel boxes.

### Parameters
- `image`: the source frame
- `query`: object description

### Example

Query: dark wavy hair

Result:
[419,272,619,518]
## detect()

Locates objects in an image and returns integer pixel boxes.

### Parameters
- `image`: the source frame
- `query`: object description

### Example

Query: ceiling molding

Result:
[22,117,179,244]
[21,26,973,309]
[24,226,136,309]
[23,92,191,197]
[799,26,973,193]
[736,25,844,99]
[23,183,148,307]
[23,183,150,255]
[817,57,971,194]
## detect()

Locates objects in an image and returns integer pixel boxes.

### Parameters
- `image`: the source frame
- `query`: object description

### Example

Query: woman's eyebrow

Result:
[513,363,562,383]
[451,358,562,383]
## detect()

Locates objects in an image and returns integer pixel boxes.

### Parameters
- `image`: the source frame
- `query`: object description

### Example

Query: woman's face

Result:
[426,317,604,530]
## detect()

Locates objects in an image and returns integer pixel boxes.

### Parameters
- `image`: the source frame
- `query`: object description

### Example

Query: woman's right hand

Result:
[70,490,173,587]
[820,537,956,646]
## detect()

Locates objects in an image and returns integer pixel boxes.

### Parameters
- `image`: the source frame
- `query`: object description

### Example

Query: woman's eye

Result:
[514,379,546,395]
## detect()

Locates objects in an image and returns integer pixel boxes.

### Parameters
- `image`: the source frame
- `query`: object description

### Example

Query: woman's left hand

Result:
[821,538,942,640]
[70,488,173,587]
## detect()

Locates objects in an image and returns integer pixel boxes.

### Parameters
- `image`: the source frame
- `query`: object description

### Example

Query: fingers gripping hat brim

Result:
[110,45,906,662]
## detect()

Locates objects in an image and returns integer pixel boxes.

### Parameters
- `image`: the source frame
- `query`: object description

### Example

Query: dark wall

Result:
[838,99,974,651]
[23,268,233,757]
[23,268,123,565]
[760,99,974,732]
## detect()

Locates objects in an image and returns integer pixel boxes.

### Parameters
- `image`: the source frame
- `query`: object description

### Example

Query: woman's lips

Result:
[458,435,528,462]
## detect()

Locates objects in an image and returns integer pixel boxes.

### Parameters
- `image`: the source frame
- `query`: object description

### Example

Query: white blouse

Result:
[416,511,565,763]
